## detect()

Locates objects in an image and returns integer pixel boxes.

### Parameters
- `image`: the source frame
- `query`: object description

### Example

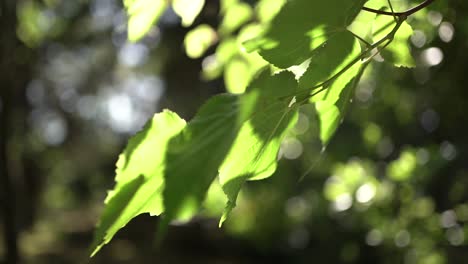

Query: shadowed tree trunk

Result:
[1,1,36,263]
[0,0,19,261]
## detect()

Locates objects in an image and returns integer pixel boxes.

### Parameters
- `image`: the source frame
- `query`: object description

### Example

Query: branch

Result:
[363,0,436,17]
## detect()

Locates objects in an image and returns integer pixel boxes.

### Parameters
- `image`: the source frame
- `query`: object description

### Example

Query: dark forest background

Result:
[1,0,467,263]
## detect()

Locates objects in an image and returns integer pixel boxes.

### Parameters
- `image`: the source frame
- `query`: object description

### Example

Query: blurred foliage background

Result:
[1,0,467,263]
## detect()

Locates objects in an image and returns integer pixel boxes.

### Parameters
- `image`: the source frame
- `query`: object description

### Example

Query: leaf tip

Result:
[218,201,235,227]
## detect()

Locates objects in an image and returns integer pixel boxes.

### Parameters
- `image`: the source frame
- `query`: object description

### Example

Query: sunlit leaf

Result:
[220,0,239,14]
[373,16,415,67]
[160,94,243,229]
[202,178,229,217]
[216,38,238,63]
[315,68,363,145]
[300,30,360,90]
[219,70,299,225]
[90,110,186,256]
[305,31,363,144]
[124,0,168,41]
[222,24,270,94]
[184,24,217,59]
[244,0,366,68]
[93,0,435,254]
[366,0,409,12]
[348,8,377,45]
[219,2,253,36]
[224,57,250,94]
[201,38,237,80]
[255,0,286,23]
[173,0,205,27]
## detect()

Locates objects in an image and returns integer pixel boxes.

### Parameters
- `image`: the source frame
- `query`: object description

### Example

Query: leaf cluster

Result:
[91,0,426,256]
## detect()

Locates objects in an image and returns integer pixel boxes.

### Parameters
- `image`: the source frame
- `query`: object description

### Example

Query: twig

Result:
[387,0,398,22]
[362,0,436,17]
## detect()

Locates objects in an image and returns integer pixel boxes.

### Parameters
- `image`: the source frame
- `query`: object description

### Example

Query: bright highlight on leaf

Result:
[173,0,205,27]
[124,0,168,41]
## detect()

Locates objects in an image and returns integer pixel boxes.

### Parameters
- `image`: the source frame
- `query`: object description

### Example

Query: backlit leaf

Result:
[300,30,360,90]
[124,0,168,41]
[306,32,363,145]
[255,0,286,23]
[90,110,186,256]
[225,56,250,94]
[244,0,366,68]
[315,65,366,145]
[219,70,299,224]
[219,2,253,36]
[373,16,415,67]
[184,24,217,59]
[151,94,244,239]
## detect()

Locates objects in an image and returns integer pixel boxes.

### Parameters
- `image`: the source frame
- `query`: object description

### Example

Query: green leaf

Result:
[255,0,286,23]
[216,38,238,63]
[201,38,237,80]
[124,0,168,42]
[161,70,299,229]
[224,56,250,94]
[90,110,186,256]
[305,32,363,145]
[173,0,205,27]
[223,24,269,94]
[244,0,367,68]
[373,17,415,67]
[386,20,415,67]
[184,24,217,59]
[160,94,243,230]
[219,70,299,225]
[315,64,366,144]
[315,102,341,144]
[219,2,253,36]
[365,0,409,12]
[220,0,239,14]
[299,30,360,90]
[348,8,378,46]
